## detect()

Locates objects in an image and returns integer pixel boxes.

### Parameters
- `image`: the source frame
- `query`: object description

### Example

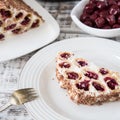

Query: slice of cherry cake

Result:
[56,52,120,105]
[0,0,44,40]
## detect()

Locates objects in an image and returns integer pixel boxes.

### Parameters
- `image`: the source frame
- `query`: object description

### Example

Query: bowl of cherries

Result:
[71,0,120,38]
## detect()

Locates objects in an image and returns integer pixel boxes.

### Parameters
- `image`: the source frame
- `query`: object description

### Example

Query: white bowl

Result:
[71,0,120,38]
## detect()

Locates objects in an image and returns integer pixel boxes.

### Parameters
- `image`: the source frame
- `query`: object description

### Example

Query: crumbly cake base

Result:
[68,87,120,105]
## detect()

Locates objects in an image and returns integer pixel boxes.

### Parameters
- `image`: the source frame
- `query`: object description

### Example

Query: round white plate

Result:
[0,0,60,62]
[19,37,120,120]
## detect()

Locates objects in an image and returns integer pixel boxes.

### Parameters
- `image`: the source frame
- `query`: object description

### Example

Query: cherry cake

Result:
[0,0,44,40]
[56,52,120,105]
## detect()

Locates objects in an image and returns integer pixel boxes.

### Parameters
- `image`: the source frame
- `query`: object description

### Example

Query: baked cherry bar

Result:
[56,52,120,105]
[0,0,44,40]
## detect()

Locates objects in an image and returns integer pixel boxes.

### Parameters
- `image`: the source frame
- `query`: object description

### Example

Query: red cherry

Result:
[76,80,90,91]
[104,77,118,90]
[0,34,4,40]
[67,72,79,80]
[90,13,98,21]
[118,1,120,7]
[31,19,40,28]
[12,28,21,34]
[106,0,117,6]
[83,20,93,27]
[59,62,71,68]
[21,16,30,25]
[99,10,109,18]
[85,71,98,80]
[109,5,120,15]
[113,24,120,28]
[4,24,16,30]
[92,82,104,91]
[15,12,23,19]
[77,60,88,67]
[80,13,89,22]
[79,0,120,29]
[84,3,95,14]
[99,68,109,75]
[106,15,116,25]
[95,17,105,28]
[0,9,11,18]
[60,52,71,59]
[97,1,106,9]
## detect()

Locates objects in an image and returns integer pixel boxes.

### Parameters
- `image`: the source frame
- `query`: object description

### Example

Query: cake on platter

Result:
[0,0,44,40]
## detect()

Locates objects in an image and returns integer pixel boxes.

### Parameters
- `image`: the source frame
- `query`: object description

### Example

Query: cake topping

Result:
[21,15,31,25]
[0,34,4,40]
[92,82,104,91]
[60,52,71,59]
[85,71,98,80]
[67,72,79,80]
[107,80,117,90]
[76,80,90,91]
[31,19,40,28]
[4,24,16,30]
[99,68,109,75]
[15,12,23,19]
[104,77,118,90]
[0,9,11,18]
[59,62,71,68]
[77,60,88,67]
[12,28,21,34]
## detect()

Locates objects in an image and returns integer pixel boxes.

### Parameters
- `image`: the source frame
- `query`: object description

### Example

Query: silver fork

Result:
[0,88,39,112]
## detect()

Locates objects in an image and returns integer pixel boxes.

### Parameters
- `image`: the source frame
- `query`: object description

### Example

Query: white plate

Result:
[0,0,60,62]
[19,37,120,120]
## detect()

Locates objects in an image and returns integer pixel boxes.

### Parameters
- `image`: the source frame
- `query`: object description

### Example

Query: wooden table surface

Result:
[0,0,120,120]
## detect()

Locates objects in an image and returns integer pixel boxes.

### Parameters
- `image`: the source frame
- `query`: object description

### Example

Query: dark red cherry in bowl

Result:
[71,0,120,37]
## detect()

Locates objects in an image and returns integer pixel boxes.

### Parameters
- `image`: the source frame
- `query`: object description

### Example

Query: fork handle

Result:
[0,102,11,112]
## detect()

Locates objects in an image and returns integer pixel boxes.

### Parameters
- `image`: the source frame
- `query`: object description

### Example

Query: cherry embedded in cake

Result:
[56,51,120,105]
[56,52,74,89]
[76,58,88,67]
[0,0,44,40]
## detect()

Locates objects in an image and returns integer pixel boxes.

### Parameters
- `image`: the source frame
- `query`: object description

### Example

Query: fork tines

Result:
[12,88,39,104]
